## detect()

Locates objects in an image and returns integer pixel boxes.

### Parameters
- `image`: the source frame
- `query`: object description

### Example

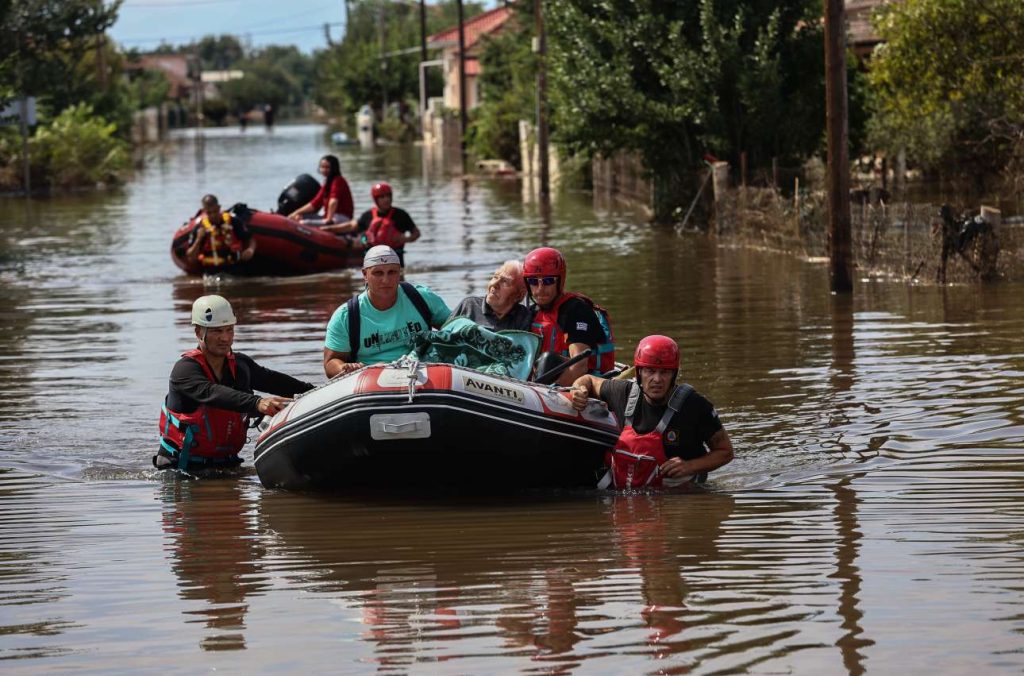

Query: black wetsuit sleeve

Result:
[689,391,724,442]
[356,210,373,232]
[241,355,315,398]
[393,208,418,233]
[558,298,604,348]
[598,378,631,423]
[168,358,261,413]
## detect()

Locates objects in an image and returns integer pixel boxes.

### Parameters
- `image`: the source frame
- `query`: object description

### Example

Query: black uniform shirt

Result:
[166,351,314,414]
[599,378,723,460]
[531,295,605,348]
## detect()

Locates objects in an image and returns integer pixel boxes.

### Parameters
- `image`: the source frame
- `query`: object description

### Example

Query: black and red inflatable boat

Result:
[253,360,621,491]
[170,207,363,276]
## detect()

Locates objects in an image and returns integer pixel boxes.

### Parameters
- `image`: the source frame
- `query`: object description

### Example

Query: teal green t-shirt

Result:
[325,284,452,364]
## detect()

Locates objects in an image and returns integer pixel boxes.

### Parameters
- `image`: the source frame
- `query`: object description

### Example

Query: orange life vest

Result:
[365,207,406,249]
[530,292,616,375]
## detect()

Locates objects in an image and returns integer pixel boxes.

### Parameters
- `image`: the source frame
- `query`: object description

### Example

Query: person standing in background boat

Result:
[570,335,733,488]
[525,247,614,386]
[186,194,256,268]
[448,260,532,331]
[323,246,450,377]
[323,182,420,267]
[156,295,315,472]
[287,154,354,226]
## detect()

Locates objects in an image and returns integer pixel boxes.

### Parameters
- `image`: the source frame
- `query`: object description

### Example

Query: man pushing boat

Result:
[570,335,734,489]
[156,295,314,473]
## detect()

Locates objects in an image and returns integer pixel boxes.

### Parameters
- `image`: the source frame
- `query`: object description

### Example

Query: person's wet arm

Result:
[324,348,363,378]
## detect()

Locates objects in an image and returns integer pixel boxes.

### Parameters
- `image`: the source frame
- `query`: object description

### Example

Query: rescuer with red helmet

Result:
[524,246,612,386]
[569,335,733,489]
[323,181,421,267]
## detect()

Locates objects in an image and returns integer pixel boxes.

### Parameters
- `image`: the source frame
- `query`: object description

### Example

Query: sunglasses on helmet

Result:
[525,276,559,287]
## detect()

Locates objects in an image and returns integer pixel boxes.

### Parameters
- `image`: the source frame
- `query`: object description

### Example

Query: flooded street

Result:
[2,125,1024,672]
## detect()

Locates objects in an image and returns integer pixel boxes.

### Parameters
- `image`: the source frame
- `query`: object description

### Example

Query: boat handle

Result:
[382,421,420,433]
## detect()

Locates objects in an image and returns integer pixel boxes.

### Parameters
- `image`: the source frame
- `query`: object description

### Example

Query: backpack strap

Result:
[346,295,361,362]
[655,384,694,435]
[399,281,433,327]
[623,381,642,426]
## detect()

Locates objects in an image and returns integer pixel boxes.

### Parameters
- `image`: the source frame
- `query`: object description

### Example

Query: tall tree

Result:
[867,0,1024,184]
[547,0,826,219]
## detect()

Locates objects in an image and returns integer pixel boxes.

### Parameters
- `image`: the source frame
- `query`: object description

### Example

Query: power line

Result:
[119,0,247,8]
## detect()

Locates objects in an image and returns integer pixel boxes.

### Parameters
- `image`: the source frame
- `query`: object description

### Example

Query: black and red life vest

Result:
[598,383,694,489]
[531,292,616,375]
[157,349,248,470]
[365,207,406,250]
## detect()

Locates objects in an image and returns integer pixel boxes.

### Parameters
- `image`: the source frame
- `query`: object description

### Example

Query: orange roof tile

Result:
[427,6,513,50]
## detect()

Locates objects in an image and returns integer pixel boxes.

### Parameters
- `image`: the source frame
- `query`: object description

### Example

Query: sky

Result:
[109,0,501,55]
[109,0,349,54]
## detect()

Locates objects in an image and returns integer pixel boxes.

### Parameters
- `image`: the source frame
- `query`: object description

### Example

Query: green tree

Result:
[315,0,484,119]
[867,0,1024,184]
[195,34,245,70]
[0,0,122,102]
[547,0,826,220]
[468,6,534,168]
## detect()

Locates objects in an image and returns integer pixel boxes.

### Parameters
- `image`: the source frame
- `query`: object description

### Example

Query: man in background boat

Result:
[156,295,314,472]
[323,182,420,267]
[569,335,733,489]
[524,247,615,386]
[323,245,450,377]
[448,260,532,331]
[186,194,256,269]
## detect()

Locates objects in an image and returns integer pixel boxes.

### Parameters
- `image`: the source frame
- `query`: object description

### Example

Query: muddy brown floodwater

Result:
[1,125,1023,672]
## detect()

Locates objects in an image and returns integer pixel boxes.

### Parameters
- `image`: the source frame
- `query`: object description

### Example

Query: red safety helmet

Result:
[523,247,567,279]
[633,335,679,370]
[371,182,392,200]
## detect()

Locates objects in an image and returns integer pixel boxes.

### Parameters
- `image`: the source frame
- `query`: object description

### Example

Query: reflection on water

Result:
[1,126,1024,670]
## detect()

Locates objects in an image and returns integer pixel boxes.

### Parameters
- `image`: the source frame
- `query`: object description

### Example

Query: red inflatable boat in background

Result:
[170,207,363,276]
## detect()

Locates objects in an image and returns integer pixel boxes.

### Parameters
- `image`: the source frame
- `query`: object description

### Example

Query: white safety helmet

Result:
[191,295,237,327]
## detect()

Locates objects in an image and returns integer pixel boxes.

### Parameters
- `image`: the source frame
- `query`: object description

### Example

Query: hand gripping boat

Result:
[253,359,620,490]
[170,205,363,276]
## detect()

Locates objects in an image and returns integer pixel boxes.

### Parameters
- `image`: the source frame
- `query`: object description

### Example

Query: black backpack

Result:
[346,282,433,361]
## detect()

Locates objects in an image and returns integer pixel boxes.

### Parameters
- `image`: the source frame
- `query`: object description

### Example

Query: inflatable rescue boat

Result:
[253,358,621,490]
[170,207,362,276]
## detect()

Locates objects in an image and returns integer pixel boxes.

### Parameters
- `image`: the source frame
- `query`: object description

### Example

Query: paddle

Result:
[535,349,592,385]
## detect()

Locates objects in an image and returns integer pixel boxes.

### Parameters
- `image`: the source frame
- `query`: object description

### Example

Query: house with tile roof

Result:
[427,5,514,111]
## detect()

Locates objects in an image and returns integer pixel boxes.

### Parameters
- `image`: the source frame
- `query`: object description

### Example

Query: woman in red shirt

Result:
[287,154,354,225]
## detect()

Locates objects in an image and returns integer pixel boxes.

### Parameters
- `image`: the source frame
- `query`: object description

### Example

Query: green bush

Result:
[29,104,129,189]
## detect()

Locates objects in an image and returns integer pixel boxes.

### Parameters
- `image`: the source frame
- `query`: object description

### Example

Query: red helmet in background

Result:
[371,182,392,201]
[523,247,567,279]
[633,335,679,370]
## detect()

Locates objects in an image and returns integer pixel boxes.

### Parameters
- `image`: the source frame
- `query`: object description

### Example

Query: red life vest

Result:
[598,383,694,489]
[365,207,406,250]
[197,212,243,267]
[158,349,248,469]
[531,292,616,375]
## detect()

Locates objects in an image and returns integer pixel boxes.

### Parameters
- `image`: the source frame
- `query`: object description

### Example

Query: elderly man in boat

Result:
[448,260,532,332]
[324,245,451,377]
[570,335,733,489]
[157,295,314,472]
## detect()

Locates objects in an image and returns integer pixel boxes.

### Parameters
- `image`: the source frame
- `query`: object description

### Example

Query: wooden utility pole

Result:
[534,0,550,202]
[419,0,428,63]
[457,0,468,172]
[825,0,853,293]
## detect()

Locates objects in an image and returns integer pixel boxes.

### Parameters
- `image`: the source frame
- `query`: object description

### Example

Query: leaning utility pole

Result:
[824,0,853,293]
[534,0,550,202]
[456,0,468,172]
